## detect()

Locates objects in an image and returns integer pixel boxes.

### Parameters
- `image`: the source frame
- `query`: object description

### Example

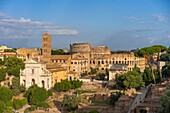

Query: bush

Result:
[54,80,83,91]
[0,68,6,82]
[96,73,106,80]
[62,94,79,111]
[13,98,28,110]
[109,91,122,105]
[37,102,49,109]
[24,106,36,113]
[0,86,13,102]
[24,85,49,105]
[47,89,52,96]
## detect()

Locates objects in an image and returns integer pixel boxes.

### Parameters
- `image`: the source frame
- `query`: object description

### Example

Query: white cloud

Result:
[126,17,143,21]
[0,12,78,38]
[152,14,166,22]
[126,28,161,32]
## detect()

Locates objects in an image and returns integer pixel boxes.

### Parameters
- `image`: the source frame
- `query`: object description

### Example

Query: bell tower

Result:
[42,33,51,63]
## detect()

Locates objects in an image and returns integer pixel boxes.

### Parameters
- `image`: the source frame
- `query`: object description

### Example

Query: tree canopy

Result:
[4,57,24,77]
[24,85,49,105]
[116,71,144,89]
[134,45,167,57]
[62,94,79,112]
[0,86,13,102]
[51,49,69,55]
[162,63,170,78]
[0,68,6,82]
[54,80,83,91]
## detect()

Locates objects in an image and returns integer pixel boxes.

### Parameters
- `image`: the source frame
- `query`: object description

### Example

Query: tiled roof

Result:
[51,55,71,60]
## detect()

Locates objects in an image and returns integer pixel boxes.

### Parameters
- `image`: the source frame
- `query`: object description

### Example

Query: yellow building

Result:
[0,46,12,52]
[46,63,68,87]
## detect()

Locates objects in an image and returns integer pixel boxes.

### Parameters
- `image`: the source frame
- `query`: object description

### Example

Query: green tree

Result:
[0,86,13,102]
[4,57,24,77]
[134,45,167,84]
[162,63,170,78]
[160,53,170,61]
[0,59,4,66]
[62,94,79,112]
[11,77,25,96]
[54,80,83,91]
[109,91,122,105]
[115,73,126,88]
[96,73,105,80]
[24,85,49,105]
[159,89,170,113]
[0,68,6,82]
[13,98,27,110]
[51,49,69,55]
[142,68,160,85]
[90,67,97,74]
[123,71,144,89]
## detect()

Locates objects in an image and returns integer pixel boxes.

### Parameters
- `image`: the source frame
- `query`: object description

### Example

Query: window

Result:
[102,61,104,64]
[102,68,104,70]
[32,69,34,74]
[98,61,100,64]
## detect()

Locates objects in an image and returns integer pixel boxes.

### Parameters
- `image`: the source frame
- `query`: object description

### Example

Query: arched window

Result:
[32,79,35,85]
[23,80,26,86]
[42,80,45,88]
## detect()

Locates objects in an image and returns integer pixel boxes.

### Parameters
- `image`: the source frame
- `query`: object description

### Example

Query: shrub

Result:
[37,102,49,109]
[24,106,36,113]
[47,89,52,96]
[13,98,28,109]
[24,85,49,105]
[0,86,13,102]
[62,94,79,111]
[54,80,83,91]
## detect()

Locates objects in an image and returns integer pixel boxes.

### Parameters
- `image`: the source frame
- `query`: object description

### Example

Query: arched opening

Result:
[70,76,72,81]
[32,79,35,85]
[42,80,45,88]
[23,80,26,86]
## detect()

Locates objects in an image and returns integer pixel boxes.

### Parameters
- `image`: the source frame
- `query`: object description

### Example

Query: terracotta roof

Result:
[48,68,67,72]
[51,55,71,60]
[46,63,61,69]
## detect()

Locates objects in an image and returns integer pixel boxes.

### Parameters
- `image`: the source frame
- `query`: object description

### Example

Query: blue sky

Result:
[0,0,170,50]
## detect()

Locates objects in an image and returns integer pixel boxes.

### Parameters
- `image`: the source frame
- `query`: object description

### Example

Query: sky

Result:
[0,0,170,50]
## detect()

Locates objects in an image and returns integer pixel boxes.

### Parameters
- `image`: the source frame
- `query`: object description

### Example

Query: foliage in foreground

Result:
[24,85,50,105]
[13,98,27,110]
[54,80,83,91]
[116,71,144,89]
[109,91,122,105]
[62,94,79,112]
[159,89,170,113]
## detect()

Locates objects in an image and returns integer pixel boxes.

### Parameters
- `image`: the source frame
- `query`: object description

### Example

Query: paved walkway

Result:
[128,87,148,113]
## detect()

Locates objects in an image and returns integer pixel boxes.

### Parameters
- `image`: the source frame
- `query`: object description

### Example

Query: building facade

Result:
[20,58,52,90]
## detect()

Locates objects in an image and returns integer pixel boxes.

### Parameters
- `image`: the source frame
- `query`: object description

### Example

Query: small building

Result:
[109,64,128,81]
